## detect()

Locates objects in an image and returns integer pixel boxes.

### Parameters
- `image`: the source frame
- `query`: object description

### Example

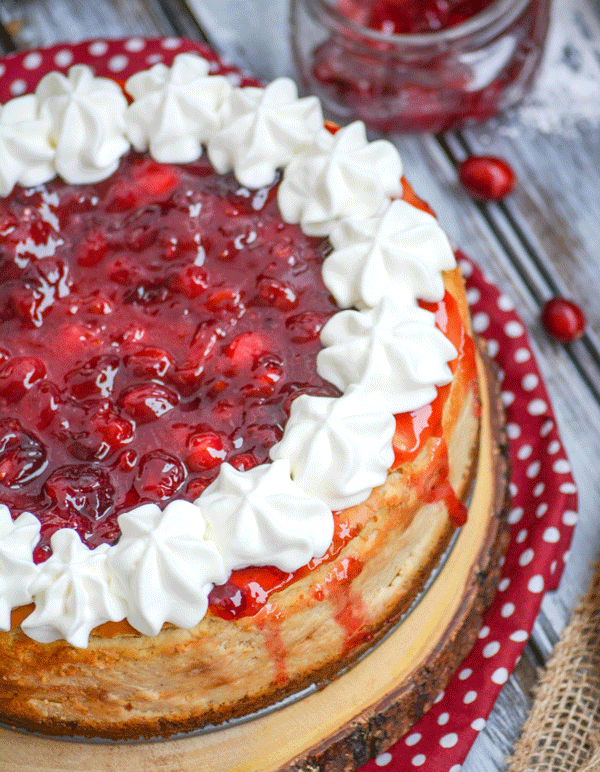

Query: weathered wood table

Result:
[1,0,599,769]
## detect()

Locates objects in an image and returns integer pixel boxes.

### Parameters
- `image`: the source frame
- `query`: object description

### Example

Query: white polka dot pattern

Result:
[0,50,577,772]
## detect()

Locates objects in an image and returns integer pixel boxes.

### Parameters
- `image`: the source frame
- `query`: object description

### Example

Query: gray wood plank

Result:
[0,0,170,49]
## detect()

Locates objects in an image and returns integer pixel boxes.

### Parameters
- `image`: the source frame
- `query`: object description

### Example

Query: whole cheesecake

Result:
[0,51,488,740]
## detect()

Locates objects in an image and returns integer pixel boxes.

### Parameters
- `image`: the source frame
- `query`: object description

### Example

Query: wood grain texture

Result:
[1,1,600,769]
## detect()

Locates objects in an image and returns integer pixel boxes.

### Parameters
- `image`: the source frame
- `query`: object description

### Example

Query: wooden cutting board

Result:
[2,350,510,772]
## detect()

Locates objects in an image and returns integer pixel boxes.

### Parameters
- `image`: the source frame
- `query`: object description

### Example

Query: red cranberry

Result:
[125,347,174,379]
[90,402,135,452]
[257,277,299,311]
[132,159,180,197]
[44,465,114,520]
[208,581,247,620]
[230,452,258,471]
[18,380,62,432]
[286,311,328,343]
[170,265,209,298]
[205,288,244,316]
[187,430,229,471]
[0,418,47,487]
[541,297,586,342]
[458,155,516,201]
[77,230,108,266]
[134,451,185,500]
[243,360,284,397]
[0,357,47,402]
[224,331,270,371]
[66,355,120,401]
[119,383,180,423]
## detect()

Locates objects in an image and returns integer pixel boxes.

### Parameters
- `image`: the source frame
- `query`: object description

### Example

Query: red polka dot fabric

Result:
[0,40,577,770]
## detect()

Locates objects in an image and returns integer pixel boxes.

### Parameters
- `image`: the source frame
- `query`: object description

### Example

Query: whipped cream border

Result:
[0,54,457,647]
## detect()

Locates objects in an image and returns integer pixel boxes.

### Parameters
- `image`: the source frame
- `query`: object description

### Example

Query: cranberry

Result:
[187,430,229,471]
[135,451,185,500]
[44,465,114,521]
[90,402,135,452]
[66,355,120,401]
[125,347,174,379]
[125,283,170,306]
[132,159,180,197]
[257,277,299,311]
[0,418,47,488]
[230,452,258,471]
[0,357,47,402]
[18,380,62,432]
[243,360,284,397]
[126,223,159,252]
[208,581,247,620]
[541,297,586,343]
[286,311,328,343]
[86,292,115,315]
[108,258,145,285]
[77,230,108,266]
[205,288,245,316]
[170,265,209,298]
[458,155,516,201]
[106,180,144,212]
[119,383,180,423]
[224,331,271,371]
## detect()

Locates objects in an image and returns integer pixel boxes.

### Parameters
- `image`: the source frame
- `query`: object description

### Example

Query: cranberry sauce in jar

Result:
[291,0,550,132]
[0,154,340,562]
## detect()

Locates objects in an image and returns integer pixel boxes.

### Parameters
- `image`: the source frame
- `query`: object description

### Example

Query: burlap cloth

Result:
[508,563,600,771]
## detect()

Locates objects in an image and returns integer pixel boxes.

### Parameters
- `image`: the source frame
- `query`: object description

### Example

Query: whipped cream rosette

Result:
[125,52,232,164]
[317,298,457,414]
[277,121,403,236]
[207,77,323,189]
[0,95,54,196]
[21,530,126,648]
[0,507,41,630]
[108,501,227,637]
[0,53,460,646]
[198,460,333,573]
[322,198,456,309]
[36,64,130,184]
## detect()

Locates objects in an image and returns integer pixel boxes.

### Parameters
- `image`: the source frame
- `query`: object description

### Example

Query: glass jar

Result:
[290,0,551,132]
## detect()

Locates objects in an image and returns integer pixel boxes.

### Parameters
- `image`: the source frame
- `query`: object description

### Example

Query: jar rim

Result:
[307,0,533,46]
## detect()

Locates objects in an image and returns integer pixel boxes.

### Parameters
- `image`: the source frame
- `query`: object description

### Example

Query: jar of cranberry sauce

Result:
[291,0,550,132]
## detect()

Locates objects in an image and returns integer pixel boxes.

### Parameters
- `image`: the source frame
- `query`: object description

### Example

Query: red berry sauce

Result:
[305,0,548,132]
[350,0,495,35]
[0,153,340,563]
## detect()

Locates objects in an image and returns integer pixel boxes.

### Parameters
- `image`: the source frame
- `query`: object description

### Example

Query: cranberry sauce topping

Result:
[0,153,340,562]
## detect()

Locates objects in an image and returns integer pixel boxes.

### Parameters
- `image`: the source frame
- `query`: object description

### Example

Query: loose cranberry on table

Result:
[0,153,340,561]
[458,156,516,201]
[541,298,587,343]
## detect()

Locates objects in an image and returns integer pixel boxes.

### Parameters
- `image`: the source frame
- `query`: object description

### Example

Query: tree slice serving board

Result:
[1,346,510,772]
